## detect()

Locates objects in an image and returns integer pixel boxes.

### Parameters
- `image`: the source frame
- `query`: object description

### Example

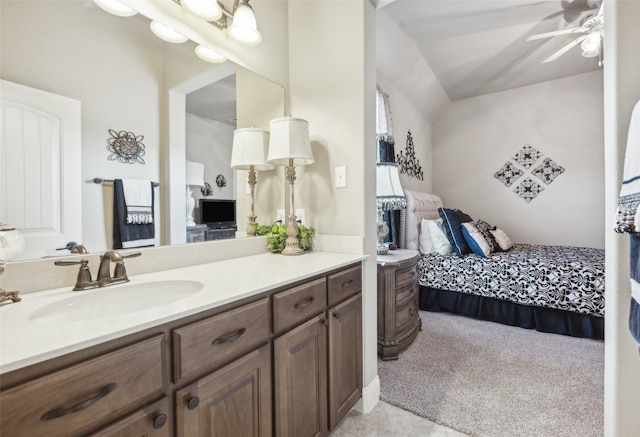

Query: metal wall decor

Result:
[107,129,146,164]
[396,130,423,180]
[200,182,213,196]
[215,174,227,188]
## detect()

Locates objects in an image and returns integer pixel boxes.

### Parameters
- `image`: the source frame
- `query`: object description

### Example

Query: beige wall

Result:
[433,71,605,249]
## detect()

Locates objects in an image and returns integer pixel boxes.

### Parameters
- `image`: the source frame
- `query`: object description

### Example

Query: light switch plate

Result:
[295,209,305,226]
[276,209,285,223]
[335,166,347,188]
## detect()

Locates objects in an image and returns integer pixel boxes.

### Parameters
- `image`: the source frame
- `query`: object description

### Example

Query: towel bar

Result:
[93,178,159,187]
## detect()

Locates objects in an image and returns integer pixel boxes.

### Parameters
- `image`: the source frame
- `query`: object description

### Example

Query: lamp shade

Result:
[267,117,315,166]
[181,0,222,21]
[231,128,275,171]
[186,160,205,186]
[376,163,407,210]
[93,0,137,17]
[228,0,262,46]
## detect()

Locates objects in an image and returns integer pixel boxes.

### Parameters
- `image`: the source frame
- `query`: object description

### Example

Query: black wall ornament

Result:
[106,129,146,164]
[215,174,227,189]
[396,130,423,180]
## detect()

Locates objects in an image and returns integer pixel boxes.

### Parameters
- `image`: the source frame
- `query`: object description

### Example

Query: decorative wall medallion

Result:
[513,178,544,203]
[201,182,213,196]
[396,130,423,180]
[107,129,146,164]
[494,161,524,187]
[215,174,227,188]
[512,144,541,169]
[532,157,565,185]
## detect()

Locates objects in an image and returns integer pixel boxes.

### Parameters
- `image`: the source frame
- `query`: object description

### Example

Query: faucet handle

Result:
[113,251,141,281]
[122,252,142,259]
[55,258,98,291]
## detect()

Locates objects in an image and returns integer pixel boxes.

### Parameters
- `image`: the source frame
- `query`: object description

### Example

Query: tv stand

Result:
[206,227,236,241]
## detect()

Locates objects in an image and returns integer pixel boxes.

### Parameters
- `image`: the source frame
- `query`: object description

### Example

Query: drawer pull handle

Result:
[321,318,329,326]
[41,383,117,421]
[333,312,340,320]
[294,296,315,310]
[341,280,354,288]
[153,413,168,429]
[187,396,200,410]
[212,327,246,345]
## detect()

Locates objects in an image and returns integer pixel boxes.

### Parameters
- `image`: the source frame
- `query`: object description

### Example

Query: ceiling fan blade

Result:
[542,34,588,63]
[527,26,586,41]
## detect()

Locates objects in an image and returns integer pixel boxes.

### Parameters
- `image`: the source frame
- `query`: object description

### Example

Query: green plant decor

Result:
[255,222,316,253]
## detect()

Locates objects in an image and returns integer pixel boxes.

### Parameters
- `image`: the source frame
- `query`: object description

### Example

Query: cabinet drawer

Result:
[395,301,418,333]
[174,297,270,381]
[0,336,165,437]
[273,277,327,333]
[90,397,170,437]
[328,265,362,306]
[396,282,418,308]
[395,264,418,289]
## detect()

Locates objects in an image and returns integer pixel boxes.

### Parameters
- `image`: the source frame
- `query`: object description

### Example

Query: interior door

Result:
[0,79,81,259]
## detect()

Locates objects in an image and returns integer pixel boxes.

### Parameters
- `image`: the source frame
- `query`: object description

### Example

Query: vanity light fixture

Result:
[93,0,137,17]
[181,0,223,21]
[150,20,189,44]
[230,128,275,236]
[267,117,314,256]
[195,45,227,63]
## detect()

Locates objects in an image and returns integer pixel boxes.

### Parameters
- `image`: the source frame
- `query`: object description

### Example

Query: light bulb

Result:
[181,0,223,21]
[228,1,261,46]
[150,21,189,44]
[580,32,600,52]
[195,45,227,63]
[93,0,137,17]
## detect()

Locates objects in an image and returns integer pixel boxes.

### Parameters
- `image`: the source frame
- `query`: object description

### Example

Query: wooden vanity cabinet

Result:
[0,262,363,437]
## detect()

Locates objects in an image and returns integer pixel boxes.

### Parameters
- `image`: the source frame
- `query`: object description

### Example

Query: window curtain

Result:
[376,86,401,246]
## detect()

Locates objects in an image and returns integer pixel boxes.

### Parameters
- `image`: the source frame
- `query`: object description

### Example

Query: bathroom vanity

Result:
[0,252,365,437]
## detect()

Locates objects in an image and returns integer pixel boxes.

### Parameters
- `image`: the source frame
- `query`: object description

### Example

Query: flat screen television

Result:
[199,199,236,229]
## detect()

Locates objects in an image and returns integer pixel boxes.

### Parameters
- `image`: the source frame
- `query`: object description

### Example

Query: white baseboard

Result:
[354,375,380,414]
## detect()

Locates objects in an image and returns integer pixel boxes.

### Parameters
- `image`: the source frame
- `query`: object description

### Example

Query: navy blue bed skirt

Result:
[419,286,604,340]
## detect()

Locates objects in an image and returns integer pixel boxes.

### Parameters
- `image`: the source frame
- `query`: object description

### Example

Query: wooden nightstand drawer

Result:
[396,282,418,308]
[274,277,327,333]
[396,263,418,289]
[0,336,165,437]
[395,301,418,333]
[328,265,362,306]
[173,297,270,381]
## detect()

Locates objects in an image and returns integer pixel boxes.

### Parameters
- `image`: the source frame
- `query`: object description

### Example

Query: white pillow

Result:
[427,218,454,255]
[491,228,513,251]
[419,219,435,254]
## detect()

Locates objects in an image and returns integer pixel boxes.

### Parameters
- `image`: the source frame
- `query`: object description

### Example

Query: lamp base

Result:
[281,215,304,256]
[377,208,390,255]
[246,215,257,236]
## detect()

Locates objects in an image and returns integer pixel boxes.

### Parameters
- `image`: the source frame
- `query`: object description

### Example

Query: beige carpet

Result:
[378,311,604,437]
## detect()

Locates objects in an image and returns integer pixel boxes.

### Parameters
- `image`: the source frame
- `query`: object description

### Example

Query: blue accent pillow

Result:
[461,223,490,258]
[438,207,474,256]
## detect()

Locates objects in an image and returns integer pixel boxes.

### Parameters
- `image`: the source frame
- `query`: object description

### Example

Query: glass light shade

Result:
[0,225,25,262]
[150,21,189,44]
[195,45,227,63]
[580,32,600,52]
[228,1,262,46]
[267,117,314,166]
[186,160,205,187]
[93,0,137,17]
[231,128,275,171]
[376,163,407,210]
[181,0,222,21]
[582,49,599,58]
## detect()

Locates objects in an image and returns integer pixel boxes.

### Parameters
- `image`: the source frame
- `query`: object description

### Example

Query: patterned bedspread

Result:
[418,244,605,317]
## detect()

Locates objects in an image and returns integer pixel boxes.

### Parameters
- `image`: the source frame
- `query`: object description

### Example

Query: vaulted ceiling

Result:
[379,0,604,101]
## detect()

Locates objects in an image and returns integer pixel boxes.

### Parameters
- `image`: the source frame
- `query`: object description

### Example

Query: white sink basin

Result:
[28,280,204,322]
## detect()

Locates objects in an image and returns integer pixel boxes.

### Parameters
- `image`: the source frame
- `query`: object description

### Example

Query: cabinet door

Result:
[328,294,362,430]
[89,398,170,437]
[175,344,272,437]
[274,314,328,437]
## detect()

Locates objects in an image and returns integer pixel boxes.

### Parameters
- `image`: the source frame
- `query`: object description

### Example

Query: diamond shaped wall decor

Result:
[494,161,524,187]
[513,178,544,203]
[512,144,541,169]
[532,157,565,185]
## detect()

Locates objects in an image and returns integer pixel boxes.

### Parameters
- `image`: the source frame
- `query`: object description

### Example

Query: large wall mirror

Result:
[0,0,285,261]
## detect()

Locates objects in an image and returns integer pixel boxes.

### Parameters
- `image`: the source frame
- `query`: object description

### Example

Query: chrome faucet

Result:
[97,251,141,286]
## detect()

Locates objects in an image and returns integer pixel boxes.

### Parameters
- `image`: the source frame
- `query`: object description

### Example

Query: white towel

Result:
[122,178,153,224]
[615,99,640,235]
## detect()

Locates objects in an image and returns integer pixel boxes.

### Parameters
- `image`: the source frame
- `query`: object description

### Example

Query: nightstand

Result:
[377,249,421,360]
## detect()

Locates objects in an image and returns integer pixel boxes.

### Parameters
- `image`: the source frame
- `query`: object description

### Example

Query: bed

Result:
[399,190,605,339]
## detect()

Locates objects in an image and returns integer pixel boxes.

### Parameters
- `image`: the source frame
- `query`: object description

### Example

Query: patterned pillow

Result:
[491,228,513,251]
[438,207,474,256]
[461,222,491,257]
[475,220,498,253]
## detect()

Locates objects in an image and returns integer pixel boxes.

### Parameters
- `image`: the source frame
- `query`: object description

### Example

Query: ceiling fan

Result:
[527,0,604,64]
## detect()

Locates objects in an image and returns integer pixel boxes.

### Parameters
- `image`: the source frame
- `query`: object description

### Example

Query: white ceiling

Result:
[379,0,603,101]
[186,74,237,126]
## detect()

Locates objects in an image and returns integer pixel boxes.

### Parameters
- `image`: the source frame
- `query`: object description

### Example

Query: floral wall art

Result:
[494,143,565,203]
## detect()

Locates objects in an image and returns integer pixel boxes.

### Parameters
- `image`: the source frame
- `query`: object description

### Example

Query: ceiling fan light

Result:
[580,33,601,52]
[93,0,137,17]
[150,21,189,44]
[181,0,223,22]
[229,1,262,46]
[582,49,599,58]
[195,45,227,63]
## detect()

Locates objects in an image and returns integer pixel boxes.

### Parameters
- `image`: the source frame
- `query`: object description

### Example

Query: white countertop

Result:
[0,251,366,374]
